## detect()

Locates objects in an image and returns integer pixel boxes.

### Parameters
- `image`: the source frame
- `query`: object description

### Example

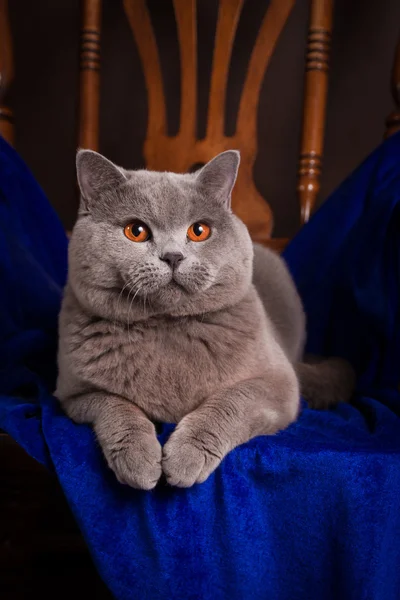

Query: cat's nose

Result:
[160,252,184,270]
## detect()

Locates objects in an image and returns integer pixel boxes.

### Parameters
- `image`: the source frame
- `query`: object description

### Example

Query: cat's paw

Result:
[162,429,222,488]
[103,433,162,490]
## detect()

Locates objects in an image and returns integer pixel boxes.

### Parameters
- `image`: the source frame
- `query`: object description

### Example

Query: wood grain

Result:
[297,0,333,224]
[235,0,295,240]
[206,0,243,139]
[0,0,14,145]
[123,0,166,138]
[123,0,295,246]
[385,33,400,138]
[79,0,102,151]
[173,0,197,137]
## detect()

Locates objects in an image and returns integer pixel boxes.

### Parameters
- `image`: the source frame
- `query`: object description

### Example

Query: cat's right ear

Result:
[195,150,240,209]
[76,149,127,211]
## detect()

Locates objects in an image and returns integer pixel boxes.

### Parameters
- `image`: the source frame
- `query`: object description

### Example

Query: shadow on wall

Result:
[8,0,400,237]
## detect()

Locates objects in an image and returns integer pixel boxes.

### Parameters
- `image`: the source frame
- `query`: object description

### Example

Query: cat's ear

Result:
[76,149,127,210]
[195,150,240,209]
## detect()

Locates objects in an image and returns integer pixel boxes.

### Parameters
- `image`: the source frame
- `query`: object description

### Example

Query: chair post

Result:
[384,33,400,139]
[297,0,334,225]
[0,0,14,146]
[79,0,102,151]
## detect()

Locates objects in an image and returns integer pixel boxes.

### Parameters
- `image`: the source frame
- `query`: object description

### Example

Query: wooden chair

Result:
[2,1,400,231]
[77,0,334,250]
[0,0,399,596]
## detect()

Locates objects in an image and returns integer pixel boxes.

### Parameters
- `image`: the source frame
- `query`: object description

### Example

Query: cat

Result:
[55,149,354,489]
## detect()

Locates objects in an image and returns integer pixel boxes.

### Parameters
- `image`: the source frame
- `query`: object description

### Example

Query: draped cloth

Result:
[1,134,399,599]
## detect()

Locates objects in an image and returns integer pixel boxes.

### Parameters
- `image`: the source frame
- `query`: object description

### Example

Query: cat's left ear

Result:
[195,150,240,209]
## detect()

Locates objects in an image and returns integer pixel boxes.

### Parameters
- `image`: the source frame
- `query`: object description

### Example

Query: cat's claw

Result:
[104,434,162,490]
[162,431,222,488]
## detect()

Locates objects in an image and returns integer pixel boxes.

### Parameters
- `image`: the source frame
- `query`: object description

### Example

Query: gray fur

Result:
[296,357,356,409]
[56,149,353,489]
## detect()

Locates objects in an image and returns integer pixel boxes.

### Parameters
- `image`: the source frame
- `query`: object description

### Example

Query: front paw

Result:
[162,428,223,488]
[102,432,162,490]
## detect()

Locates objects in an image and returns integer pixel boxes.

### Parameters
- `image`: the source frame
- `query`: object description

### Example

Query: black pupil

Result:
[193,223,204,237]
[132,223,145,238]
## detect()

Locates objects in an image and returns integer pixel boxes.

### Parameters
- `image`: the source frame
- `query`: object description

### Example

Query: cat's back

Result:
[252,243,305,363]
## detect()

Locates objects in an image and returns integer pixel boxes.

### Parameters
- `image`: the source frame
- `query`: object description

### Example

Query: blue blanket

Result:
[1,134,399,600]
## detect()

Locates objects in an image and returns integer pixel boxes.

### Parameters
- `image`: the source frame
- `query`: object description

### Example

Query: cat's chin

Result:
[152,281,188,307]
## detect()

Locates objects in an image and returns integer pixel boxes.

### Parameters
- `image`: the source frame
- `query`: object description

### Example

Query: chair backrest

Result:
[77,0,336,250]
[2,0,399,248]
[122,0,295,245]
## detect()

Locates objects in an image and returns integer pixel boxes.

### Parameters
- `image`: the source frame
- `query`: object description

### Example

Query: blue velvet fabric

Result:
[1,133,400,600]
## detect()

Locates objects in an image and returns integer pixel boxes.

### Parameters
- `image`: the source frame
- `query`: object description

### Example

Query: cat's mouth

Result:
[122,264,214,303]
[155,280,186,294]
[152,273,208,305]
[147,278,189,307]
[171,276,187,289]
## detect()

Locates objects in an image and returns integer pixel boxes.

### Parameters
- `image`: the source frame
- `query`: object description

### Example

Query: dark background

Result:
[7,0,400,237]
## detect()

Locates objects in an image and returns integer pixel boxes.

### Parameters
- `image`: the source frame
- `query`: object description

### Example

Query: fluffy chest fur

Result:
[57,286,272,422]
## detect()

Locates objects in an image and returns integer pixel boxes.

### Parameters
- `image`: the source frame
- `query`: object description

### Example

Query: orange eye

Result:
[124,221,151,242]
[187,222,211,242]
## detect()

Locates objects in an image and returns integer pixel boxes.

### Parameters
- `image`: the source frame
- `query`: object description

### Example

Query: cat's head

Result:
[69,149,253,319]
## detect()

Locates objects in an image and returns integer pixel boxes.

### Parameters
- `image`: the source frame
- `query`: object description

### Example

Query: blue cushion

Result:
[0,134,399,600]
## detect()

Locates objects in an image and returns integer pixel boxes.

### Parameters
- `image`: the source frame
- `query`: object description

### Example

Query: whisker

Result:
[143,292,148,319]
[113,281,131,336]
[127,285,142,344]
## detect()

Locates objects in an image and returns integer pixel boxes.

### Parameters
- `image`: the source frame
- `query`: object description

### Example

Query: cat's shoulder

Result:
[60,284,90,328]
[59,284,114,343]
[197,284,266,333]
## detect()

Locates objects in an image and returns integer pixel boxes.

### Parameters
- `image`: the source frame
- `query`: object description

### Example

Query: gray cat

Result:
[55,150,354,489]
